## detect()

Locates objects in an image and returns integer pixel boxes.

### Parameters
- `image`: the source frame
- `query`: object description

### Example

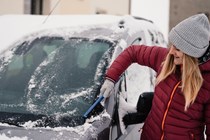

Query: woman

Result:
[100,14,210,139]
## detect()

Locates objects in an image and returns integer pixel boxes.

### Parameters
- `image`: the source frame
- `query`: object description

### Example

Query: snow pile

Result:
[0,133,28,140]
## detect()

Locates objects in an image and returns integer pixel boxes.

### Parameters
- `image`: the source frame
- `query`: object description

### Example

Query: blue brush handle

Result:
[83,96,104,118]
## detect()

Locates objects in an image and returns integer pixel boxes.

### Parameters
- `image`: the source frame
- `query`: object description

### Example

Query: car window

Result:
[120,36,156,106]
[0,37,114,127]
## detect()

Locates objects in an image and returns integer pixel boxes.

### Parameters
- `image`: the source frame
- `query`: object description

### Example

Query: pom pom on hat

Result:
[169,14,210,58]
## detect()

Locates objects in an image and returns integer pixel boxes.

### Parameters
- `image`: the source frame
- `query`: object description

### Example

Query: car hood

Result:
[0,125,81,140]
[0,112,111,140]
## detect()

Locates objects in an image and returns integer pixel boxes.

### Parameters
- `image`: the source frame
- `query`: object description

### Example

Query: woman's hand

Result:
[100,79,115,98]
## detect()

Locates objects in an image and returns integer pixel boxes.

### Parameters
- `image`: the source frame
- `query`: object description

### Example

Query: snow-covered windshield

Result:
[0,36,113,127]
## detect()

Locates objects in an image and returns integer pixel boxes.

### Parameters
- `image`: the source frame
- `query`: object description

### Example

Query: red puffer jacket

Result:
[106,45,210,140]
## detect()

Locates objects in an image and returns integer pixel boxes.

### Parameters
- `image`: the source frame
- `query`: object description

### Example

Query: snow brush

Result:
[83,95,104,119]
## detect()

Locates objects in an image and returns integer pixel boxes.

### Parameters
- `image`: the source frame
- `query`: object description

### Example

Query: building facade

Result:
[43,0,130,15]
[0,0,25,15]
[0,0,210,39]
[0,0,130,15]
[169,0,210,30]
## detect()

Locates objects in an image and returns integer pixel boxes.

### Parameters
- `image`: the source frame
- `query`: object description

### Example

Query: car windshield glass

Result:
[0,37,113,127]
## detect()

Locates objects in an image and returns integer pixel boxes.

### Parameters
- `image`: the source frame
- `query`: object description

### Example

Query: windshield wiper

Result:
[41,115,85,127]
[0,112,46,127]
[0,112,85,128]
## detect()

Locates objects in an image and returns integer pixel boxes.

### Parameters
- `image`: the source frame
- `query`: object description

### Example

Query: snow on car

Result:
[0,14,167,140]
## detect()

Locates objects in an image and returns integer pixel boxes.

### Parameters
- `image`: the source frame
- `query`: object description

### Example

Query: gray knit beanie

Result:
[169,14,210,58]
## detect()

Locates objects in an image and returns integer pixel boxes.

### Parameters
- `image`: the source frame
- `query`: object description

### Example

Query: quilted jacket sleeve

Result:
[106,45,168,82]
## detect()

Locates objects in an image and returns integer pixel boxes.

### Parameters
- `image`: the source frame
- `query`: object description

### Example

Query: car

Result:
[0,14,166,140]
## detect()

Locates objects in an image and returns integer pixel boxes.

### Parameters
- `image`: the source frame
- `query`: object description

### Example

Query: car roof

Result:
[0,14,163,52]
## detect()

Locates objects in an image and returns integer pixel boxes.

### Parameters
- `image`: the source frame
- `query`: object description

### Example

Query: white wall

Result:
[131,0,169,41]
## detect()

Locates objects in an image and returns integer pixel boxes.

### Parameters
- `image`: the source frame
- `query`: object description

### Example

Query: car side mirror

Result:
[137,92,154,114]
[123,92,154,126]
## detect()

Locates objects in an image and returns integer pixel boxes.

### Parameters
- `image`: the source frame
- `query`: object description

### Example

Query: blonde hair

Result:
[156,49,203,111]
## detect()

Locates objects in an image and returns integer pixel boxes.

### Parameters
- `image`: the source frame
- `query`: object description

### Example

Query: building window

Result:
[31,0,43,15]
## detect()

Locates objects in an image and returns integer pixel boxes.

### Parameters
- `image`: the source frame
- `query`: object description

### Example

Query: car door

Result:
[105,24,167,139]
[108,29,162,139]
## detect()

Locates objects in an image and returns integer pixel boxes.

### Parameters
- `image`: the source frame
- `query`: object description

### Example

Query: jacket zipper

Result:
[160,81,181,140]
[190,133,195,140]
